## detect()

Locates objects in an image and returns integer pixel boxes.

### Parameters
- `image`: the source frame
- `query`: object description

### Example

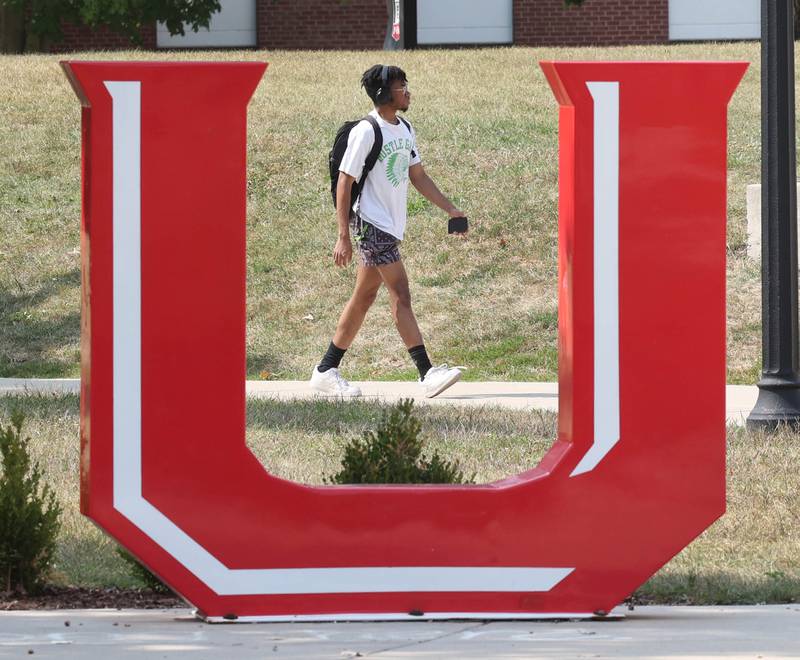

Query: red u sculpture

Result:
[62,60,746,621]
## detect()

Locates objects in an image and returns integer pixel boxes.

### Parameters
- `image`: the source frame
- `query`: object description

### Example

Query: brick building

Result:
[55,21,156,52]
[49,0,760,52]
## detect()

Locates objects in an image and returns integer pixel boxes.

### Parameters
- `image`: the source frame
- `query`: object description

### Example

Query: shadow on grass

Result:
[0,392,79,419]
[55,535,140,589]
[0,269,81,377]
[246,351,283,380]
[245,397,558,439]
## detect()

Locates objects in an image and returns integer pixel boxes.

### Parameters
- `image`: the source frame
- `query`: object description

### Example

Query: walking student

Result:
[311,64,467,398]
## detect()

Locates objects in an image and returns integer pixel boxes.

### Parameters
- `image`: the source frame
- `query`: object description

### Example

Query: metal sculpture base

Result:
[747,378,800,430]
[199,610,624,623]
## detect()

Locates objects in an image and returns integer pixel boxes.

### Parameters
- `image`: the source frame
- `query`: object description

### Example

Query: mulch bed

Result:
[0,589,649,612]
[0,586,184,611]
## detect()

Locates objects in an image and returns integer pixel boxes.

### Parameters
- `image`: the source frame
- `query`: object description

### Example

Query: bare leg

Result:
[378,260,424,349]
[332,265,383,349]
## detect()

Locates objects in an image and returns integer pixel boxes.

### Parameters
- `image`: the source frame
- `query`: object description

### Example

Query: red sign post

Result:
[62,60,745,621]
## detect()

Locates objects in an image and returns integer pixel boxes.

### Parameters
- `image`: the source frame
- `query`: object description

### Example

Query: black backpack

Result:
[329,115,382,208]
[328,115,416,208]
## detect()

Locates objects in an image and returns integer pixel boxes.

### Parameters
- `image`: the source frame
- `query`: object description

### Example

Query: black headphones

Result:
[375,65,391,105]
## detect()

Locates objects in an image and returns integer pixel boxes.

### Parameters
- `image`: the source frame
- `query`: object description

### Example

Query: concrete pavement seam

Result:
[362,621,489,656]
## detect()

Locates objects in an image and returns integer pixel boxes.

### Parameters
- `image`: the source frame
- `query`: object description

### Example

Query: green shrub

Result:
[115,547,172,593]
[326,399,473,485]
[0,411,61,593]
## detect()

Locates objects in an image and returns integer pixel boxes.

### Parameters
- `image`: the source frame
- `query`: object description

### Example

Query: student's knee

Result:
[391,286,412,310]
[353,286,379,310]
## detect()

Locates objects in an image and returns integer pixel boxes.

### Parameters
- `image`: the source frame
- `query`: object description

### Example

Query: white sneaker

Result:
[310,366,362,397]
[420,364,462,398]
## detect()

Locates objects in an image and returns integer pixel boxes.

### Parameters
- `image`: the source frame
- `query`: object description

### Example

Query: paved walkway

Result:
[0,378,760,425]
[1,605,798,658]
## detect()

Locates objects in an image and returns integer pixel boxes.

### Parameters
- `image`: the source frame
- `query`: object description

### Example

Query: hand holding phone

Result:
[448,216,468,234]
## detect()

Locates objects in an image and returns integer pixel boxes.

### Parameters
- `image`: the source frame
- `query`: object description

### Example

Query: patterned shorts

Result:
[350,214,401,267]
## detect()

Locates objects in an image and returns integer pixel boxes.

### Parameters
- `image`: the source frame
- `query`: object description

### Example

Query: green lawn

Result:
[1,394,798,604]
[0,43,769,382]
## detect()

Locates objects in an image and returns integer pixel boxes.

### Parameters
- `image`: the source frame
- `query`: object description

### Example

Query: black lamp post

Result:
[747,0,800,430]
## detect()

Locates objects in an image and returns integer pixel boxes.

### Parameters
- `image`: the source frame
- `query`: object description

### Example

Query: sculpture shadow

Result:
[0,269,81,377]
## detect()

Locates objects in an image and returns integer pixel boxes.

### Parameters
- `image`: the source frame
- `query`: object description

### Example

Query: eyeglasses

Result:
[391,85,410,93]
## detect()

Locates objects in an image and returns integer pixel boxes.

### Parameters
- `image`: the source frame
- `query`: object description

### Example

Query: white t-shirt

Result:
[338,109,422,240]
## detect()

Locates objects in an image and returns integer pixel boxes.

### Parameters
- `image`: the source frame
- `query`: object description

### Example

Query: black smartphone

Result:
[448,216,468,234]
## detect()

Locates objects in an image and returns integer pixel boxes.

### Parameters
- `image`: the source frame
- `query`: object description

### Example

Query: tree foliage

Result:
[0,411,61,593]
[0,0,221,51]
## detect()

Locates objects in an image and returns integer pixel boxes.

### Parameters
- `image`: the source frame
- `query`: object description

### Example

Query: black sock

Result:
[318,342,346,373]
[408,344,432,379]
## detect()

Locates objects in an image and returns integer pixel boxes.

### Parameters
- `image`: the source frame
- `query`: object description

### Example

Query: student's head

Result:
[361,64,410,111]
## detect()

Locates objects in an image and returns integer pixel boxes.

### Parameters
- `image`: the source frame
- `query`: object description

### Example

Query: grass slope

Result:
[1,44,764,381]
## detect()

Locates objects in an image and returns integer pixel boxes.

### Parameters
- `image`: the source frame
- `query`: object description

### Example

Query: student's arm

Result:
[409,163,464,223]
[334,173,355,267]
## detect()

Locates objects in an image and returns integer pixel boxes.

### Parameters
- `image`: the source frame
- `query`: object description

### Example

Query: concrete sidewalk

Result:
[0,377,759,425]
[1,605,798,658]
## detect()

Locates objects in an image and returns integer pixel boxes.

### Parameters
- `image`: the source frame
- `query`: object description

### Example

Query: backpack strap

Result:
[397,116,417,159]
[362,115,383,181]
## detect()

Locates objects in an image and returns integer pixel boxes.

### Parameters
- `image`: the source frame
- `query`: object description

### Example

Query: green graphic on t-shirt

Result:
[386,151,409,187]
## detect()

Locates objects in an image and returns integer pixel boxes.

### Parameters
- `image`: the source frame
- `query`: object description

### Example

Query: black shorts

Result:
[350,214,401,267]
